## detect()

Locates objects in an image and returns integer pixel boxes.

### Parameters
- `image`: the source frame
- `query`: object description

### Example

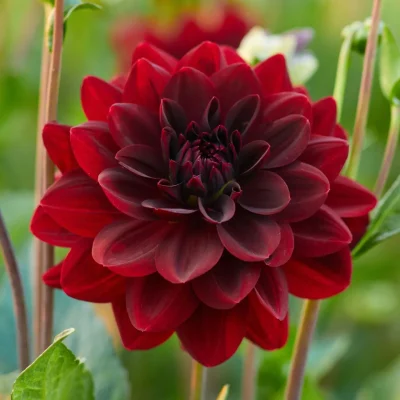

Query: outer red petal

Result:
[92,218,171,276]
[70,121,119,180]
[274,162,330,222]
[263,92,312,124]
[42,262,63,289]
[254,54,292,97]
[31,206,79,247]
[41,170,120,238]
[192,254,261,309]
[246,292,288,350]
[177,300,249,367]
[326,176,377,218]
[81,76,122,121]
[282,247,352,299]
[112,298,173,350]
[299,135,349,182]
[265,223,294,268]
[292,205,352,258]
[311,97,336,137]
[61,238,126,303]
[123,59,170,113]
[177,41,227,76]
[156,221,224,283]
[132,41,178,73]
[43,123,78,173]
[127,274,199,332]
[254,267,288,320]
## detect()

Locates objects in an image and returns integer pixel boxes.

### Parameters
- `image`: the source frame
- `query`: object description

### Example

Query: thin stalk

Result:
[0,211,30,370]
[34,3,51,358]
[284,300,320,400]
[189,360,207,400]
[241,343,257,400]
[333,33,354,123]
[41,0,65,352]
[346,0,382,179]
[374,104,400,197]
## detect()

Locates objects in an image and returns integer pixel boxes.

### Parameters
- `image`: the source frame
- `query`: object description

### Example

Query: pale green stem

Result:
[189,360,207,400]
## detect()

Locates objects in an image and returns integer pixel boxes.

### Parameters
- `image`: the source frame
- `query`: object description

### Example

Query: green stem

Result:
[346,0,382,179]
[333,34,354,123]
[241,343,257,400]
[284,300,321,400]
[374,104,400,197]
[189,360,207,400]
[40,0,64,352]
[0,211,30,370]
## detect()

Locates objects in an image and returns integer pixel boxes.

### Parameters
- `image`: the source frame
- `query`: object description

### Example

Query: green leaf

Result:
[47,1,102,51]
[11,329,95,400]
[353,174,400,258]
[379,26,400,103]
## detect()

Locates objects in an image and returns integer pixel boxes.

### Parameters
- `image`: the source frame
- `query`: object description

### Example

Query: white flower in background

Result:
[238,26,319,85]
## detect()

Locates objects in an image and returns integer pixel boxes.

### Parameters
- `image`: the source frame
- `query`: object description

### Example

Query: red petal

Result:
[326,176,377,218]
[217,208,281,262]
[177,300,249,367]
[123,59,170,113]
[263,92,312,124]
[343,214,369,248]
[265,224,294,267]
[163,67,215,122]
[31,206,79,247]
[127,274,198,332]
[61,238,126,303]
[254,267,288,320]
[246,292,288,350]
[212,63,262,116]
[41,170,120,237]
[263,115,310,168]
[254,54,292,96]
[112,298,173,350]
[70,121,119,180]
[292,205,352,258]
[116,144,164,179]
[81,76,122,121]
[192,253,261,309]
[132,42,178,73]
[221,46,245,65]
[177,41,227,76]
[98,167,158,220]
[108,103,161,148]
[333,124,348,140]
[156,221,223,283]
[42,262,63,289]
[92,218,171,277]
[299,135,349,182]
[282,247,352,299]
[43,123,78,173]
[198,195,235,224]
[274,162,330,222]
[239,170,290,215]
[142,198,197,218]
[237,140,270,176]
[311,97,337,137]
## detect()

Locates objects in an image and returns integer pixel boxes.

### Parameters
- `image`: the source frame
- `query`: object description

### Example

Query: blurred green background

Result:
[1,0,400,399]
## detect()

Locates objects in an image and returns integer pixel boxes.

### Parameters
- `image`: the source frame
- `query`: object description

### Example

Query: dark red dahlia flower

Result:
[32,41,374,367]
[111,5,256,72]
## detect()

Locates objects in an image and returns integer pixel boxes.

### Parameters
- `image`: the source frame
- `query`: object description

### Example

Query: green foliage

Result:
[47,1,102,51]
[11,329,94,400]
[353,175,400,258]
[380,26,400,104]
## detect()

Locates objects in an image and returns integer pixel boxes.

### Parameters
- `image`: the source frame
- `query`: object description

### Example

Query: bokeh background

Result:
[1,0,400,399]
